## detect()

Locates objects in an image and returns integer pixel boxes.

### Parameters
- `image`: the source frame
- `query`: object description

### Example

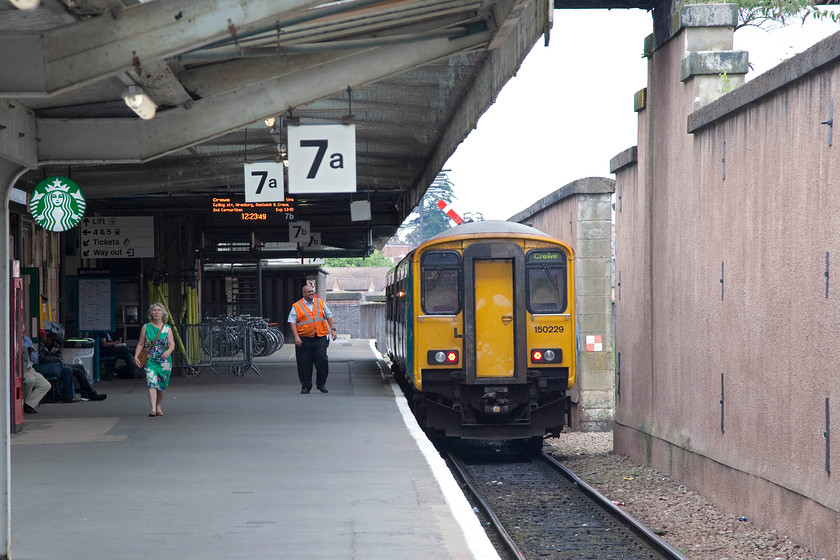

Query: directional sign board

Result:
[80,216,154,259]
[288,124,356,194]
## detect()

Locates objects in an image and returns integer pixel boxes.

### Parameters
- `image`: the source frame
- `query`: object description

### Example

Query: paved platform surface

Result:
[10,339,497,560]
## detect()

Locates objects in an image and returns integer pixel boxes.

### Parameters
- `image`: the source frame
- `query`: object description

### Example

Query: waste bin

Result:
[64,338,95,383]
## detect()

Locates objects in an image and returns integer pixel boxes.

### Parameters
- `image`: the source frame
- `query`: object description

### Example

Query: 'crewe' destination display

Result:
[211,196,295,223]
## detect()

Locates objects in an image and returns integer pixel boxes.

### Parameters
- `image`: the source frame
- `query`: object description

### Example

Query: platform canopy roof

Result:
[0,0,652,258]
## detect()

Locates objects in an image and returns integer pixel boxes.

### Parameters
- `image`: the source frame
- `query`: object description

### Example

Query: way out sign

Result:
[288,124,356,194]
[244,162,285,202]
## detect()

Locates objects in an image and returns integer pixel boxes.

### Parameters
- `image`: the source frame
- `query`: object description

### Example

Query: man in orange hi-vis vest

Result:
[288,282,337,394]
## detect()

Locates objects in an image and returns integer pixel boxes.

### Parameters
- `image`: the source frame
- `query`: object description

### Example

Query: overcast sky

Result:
[444,8,840,221]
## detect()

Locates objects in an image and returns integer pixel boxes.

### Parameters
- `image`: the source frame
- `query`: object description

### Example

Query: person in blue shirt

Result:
[39,331,107,402]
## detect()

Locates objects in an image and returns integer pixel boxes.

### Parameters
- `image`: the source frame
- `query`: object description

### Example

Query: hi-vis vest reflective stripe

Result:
[293,298,329,337]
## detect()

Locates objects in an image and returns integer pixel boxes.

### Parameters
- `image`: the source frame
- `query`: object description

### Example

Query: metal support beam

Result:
[36,30,491,164]
[0,0,326,96]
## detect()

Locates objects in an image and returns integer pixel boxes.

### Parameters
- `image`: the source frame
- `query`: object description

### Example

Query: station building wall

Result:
[612,5,840,558]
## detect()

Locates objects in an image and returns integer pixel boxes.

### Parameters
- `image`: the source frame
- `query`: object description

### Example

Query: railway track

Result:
[445,444,688,560]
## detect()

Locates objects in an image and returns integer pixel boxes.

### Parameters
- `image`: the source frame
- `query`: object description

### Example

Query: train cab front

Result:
[410,233,576,442]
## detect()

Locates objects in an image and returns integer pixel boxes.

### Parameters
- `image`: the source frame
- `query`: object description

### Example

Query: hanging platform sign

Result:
[244,161,286,202]
[29,176,86,232]
[287,124,356,194]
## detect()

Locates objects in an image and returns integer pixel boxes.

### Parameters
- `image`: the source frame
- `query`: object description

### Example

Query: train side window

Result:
[421,251,461,314]
[526,250,567,313]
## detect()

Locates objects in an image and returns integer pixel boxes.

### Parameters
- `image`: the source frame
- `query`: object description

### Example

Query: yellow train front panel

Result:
[386,220,576,440]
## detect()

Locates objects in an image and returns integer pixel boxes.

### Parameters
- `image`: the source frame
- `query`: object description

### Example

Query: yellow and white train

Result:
[385,220,576,445]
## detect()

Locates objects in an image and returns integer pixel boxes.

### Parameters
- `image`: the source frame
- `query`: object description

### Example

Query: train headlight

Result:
[531,348,561,363]
[427,349,459,365]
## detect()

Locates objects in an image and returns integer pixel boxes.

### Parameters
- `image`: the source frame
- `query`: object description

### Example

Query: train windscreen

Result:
[421,251,461,314]
[526,250,567,313]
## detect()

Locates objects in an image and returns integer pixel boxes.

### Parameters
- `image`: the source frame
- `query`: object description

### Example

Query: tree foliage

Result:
[690,0,840,29]
[398,171,458,245]
[323,249,394,268]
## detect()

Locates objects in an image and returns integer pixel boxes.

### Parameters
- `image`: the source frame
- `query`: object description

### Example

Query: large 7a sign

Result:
[287,124,356,194]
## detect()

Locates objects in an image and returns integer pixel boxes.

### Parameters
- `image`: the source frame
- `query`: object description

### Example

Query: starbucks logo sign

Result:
[29,176,86,232]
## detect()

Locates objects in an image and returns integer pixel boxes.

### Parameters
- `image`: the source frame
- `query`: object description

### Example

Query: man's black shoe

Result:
[88,394,107,401]
[23,404,37,414]
[317,385,328,393]
[61,397,80,403]
[301,387,311,394]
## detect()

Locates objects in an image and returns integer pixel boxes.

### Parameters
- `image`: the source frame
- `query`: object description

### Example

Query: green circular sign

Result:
[29,176,86,232]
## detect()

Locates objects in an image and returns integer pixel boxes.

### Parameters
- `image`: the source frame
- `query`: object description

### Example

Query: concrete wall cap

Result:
[680,50,749,82]
[633,88,647,112]
[508,176,615,223]
[688,31,840,133]
[672,3,738,34]
[610,146,638,174]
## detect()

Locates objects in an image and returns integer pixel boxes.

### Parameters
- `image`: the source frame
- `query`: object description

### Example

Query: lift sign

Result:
[287,124,356,194]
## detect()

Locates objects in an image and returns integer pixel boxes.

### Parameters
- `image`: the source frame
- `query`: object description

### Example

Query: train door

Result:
[463,242,526,383]
[474,260,514,375]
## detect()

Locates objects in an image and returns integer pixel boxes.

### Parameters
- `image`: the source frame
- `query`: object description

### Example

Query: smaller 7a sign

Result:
[244,162,285,202]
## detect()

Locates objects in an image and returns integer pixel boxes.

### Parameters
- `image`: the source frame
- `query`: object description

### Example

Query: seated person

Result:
[39,331,107,402]
[100,332,142,378]
[22,330,50,413]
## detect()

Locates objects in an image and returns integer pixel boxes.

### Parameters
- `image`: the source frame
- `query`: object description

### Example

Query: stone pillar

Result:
[509,177,616,432]
[675,3,748,109]
[572,181,615,432]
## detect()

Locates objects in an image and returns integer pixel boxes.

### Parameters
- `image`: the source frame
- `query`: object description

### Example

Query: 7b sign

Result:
[288,124,356,194]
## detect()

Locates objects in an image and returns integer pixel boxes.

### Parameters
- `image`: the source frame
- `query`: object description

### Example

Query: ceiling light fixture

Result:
[9,0,40,9]
[122,85,157,120]
[264,116,276,127]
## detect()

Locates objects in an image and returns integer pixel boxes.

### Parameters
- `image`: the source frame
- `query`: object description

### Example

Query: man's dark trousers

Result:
[295,335,329,389]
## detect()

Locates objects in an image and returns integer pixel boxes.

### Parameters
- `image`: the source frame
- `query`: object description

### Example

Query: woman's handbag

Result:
[137,327,163,367]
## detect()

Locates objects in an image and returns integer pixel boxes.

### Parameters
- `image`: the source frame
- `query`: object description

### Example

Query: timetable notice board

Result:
[77,277,115,331]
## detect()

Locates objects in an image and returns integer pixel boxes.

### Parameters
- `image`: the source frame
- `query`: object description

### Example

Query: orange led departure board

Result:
[211,196,295,223]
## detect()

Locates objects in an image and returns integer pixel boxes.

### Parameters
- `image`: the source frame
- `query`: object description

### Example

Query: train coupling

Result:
[481,386,510,414]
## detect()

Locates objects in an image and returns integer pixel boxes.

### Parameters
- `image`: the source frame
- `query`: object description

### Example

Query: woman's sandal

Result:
[149,412,157,417]
[155,411,163,416]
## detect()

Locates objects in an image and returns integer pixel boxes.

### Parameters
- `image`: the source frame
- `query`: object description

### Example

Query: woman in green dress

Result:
[134,302,175,416]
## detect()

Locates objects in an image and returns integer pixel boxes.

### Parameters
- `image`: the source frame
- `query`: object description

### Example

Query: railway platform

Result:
[10,339,498,560]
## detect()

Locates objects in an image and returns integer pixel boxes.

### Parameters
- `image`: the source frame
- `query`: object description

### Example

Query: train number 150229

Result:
[534,325,564,334]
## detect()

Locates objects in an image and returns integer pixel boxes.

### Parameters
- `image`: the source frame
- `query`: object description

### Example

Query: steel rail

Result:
[538,451,690,560]
[445,452,526,560]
